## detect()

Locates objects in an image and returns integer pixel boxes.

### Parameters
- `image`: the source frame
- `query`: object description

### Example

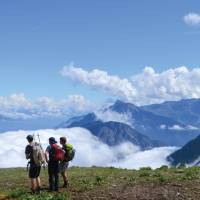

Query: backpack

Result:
[64,143,75,162]
[51,144,65,161]
[32,142,46,166]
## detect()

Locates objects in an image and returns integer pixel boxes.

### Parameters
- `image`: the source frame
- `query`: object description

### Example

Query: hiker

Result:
[59,137,69,187]
[25,135,42,194]
[59,137,76,187]
[45,137,63,191]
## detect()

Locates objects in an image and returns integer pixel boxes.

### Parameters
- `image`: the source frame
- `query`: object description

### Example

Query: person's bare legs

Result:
[31,177,41,193]
[31,178,37,193]
[61,172,68,187]
[36,177,41,190]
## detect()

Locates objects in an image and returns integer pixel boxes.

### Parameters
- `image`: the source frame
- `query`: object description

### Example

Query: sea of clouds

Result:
[0,128,177,169]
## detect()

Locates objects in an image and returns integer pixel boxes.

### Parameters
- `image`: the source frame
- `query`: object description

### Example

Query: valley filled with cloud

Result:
[0,128,177,169]
[0,65,198,169]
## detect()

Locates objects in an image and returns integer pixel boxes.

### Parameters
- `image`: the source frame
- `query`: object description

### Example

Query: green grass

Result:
[1,166,200,199]
[8,190,70,200]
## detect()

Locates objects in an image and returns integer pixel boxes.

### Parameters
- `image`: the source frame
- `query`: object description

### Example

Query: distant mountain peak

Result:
[110,100,139,113]
[114,99,127,105]
[114,99,136,106]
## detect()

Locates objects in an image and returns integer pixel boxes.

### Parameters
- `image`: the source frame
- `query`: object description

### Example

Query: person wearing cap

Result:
[45,137,60,191]
[25,135,41,194]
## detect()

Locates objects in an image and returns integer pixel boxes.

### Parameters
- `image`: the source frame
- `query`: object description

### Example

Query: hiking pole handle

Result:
[37,134,41,143]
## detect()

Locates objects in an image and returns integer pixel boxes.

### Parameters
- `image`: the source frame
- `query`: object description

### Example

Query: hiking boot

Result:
[36,187,41,194]
[48,186,54,192]
[31,189,36,194]
[62,180,69,188]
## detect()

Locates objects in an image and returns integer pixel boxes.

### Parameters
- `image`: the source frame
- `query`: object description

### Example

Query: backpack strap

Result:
[27,161,30,171]
[49,144,57,161]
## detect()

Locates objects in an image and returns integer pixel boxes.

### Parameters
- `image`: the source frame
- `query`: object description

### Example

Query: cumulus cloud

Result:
[131,66,200,105]
[60,65,137,101]
[0,128,177,169]
[184,13,200,26]
[3,65,200,120]
[60,65,200,106]
[0,94,95,120]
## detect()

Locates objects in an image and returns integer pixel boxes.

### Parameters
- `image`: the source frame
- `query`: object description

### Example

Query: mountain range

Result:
[109,100,199,146]
[59,113,162,150]
[2,98,200,152]
[57,100,200,148]
[142,98,200,127]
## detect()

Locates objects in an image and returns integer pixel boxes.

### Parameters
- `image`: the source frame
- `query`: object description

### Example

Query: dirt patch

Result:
[70,181,200,200]
[0,194,9,200]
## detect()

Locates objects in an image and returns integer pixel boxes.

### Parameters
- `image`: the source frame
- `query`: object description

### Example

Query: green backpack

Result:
[64,143,75,162]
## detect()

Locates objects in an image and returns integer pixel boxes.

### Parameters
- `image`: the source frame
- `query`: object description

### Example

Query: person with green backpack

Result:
[59,137,75,188]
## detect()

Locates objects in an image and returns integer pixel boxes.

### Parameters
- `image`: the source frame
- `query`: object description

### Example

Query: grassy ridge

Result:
[0,166,200,199]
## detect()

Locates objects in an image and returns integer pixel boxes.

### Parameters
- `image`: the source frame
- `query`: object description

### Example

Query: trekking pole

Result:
[37,133,43,148]
[27,162,30,172]
[33,133,35,142]
[37,133,41,143]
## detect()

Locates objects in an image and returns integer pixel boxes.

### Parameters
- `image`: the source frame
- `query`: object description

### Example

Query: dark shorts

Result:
[29,164,41,178]
[59,161,69,174]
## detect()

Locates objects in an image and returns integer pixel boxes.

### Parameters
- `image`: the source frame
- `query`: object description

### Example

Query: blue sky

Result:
[0,0,200,102]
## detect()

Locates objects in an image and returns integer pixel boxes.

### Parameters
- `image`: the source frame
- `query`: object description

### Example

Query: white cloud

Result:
[168,125,185,131]
[186,125,199,130]
[184,13,200,26]
[0,93,32,111]
[160,124,167,130]
[160,124,199,131]
[0,94,96,120]
[2,66,195,120]
[60,65,200,106]
[112,147,176,169]
[2,65,200,120]
[95,110,133,127]
[0,128,177,169]
[131,66,200,105]
[60,65,137,101]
